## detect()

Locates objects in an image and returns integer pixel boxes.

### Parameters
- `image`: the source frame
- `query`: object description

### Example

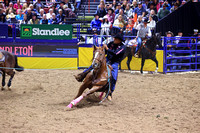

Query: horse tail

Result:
[14,55,24,72]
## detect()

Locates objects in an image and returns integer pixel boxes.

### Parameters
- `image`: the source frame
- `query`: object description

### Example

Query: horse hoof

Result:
[66,103,73,109]
[1,87,5,91]
[8,87,12,91]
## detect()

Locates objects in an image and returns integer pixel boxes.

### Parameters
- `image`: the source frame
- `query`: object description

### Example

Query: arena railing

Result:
[163,37,200,73]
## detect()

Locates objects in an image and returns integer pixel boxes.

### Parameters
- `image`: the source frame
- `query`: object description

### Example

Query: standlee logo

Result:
[20,24,72,40]
[32,28,70,36]
[22,26,32,37]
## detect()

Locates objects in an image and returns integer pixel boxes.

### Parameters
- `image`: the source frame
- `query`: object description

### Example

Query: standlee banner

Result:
[0,42,78,58]
[20,24,72,40]
[0,24,8,39]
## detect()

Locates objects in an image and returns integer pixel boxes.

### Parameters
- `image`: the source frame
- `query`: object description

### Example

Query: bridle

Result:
[92,49,104,69]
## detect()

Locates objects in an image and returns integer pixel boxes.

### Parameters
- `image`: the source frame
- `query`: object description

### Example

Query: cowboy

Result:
[74,33,126,100]
[134,17,152,57]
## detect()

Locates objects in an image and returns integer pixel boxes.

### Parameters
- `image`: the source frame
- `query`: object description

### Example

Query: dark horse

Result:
[0,50,24,90]
[119,33,162,73]
[67,46,112,108]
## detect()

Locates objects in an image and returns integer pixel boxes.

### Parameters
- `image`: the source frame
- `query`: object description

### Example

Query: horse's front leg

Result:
[7,71,15,91]
[67,86,101,108]
[1,71,5,91]
[151,57,158,73]
[140,57,145,74]
[127,53,132,70]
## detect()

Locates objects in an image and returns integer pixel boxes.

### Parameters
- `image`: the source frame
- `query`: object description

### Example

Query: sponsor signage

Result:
[20,24,72,40]
[0,24,8,39]
[0,42,78,58]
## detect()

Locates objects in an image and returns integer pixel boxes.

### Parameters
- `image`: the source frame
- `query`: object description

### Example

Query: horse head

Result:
[92,46,105,70]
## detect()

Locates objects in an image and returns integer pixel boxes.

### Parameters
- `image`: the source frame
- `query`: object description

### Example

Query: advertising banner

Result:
[0,42,78,58]
[20,24,72,40]
[0,24,8,39]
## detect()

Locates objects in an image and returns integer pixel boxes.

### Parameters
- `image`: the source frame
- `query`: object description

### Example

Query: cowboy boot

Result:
[74,68,92,82]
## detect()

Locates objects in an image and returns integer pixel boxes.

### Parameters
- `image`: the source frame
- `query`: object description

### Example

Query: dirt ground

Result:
[0,70,200,133]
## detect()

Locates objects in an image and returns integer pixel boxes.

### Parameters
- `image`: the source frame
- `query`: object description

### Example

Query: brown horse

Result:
[0,50,24,90]
[67,46,112,108]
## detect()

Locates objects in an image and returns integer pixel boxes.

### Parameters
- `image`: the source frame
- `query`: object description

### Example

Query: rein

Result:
[99,64,111,104]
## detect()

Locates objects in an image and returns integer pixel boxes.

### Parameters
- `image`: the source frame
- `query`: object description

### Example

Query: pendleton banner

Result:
[20,24,72,40]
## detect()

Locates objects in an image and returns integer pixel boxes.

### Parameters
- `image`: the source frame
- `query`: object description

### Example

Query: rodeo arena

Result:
[0,0,200,132]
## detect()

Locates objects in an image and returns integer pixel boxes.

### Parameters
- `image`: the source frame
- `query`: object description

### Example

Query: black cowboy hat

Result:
[107,8,114,13]
[143,17,149,23]
[113,33,123,41]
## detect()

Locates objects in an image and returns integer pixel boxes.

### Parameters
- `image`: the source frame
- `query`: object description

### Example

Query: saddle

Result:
[0,52,5,63]
[135,40,147,58]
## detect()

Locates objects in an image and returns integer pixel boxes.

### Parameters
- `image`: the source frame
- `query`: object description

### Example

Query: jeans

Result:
[135,37,142,53]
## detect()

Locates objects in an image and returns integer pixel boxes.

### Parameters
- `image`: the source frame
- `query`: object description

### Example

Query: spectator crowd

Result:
[89,0,188,36]
[0,0,81,24]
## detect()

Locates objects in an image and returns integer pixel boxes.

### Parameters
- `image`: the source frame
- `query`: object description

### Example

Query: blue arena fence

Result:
[163,37,200,73]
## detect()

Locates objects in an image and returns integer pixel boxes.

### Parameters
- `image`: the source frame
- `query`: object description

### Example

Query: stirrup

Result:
[134,53,139,58]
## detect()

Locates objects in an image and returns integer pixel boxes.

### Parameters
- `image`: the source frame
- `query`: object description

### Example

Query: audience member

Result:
[124,3,133,19]
[130,0,138,10]
[40,14,50,24]
[15,9,24,22]
[113,14,125,33]
[114,9,128,23]
[147,15,156,30]
[13,0,22,14]
[33,0,44,13]
[100,15,111,36]
[28,13,39,24]
[134,15,143,30]
[157,2,170,20]
[106,8,115,24]
[38,8,44,20]
[47,8,53,19]
[6,2,15,15]
[115,3,121,14]
[96,2,107,18]
[170,2,179,13]
[121,0,128,10]
[57,9,65,24]
[132,1,146,19]
[50,13,58,24]
[26,8,32,21]
[20,14,28,24]
[90,13,101,34]
[0,8,6,23]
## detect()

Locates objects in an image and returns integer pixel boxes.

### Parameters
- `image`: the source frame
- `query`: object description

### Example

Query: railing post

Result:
[163,37,167,74]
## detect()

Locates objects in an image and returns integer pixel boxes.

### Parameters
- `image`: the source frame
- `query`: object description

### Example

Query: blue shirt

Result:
[15,14,24,21]
[90,18,101,29]
[133,7,145,16]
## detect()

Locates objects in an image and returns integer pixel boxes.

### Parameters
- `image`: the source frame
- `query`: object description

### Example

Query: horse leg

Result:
[152,57,158,73]
[1,71,5,91]
[140,57,145,74]
[127,54,132,70]
[74,84,87,99]
[67,86,100,108]
[7,71,15,91]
